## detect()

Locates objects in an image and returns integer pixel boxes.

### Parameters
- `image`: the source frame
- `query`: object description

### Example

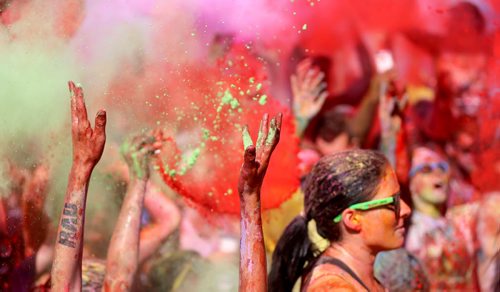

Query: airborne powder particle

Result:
[221,89,240,109]
[258,94,267,105]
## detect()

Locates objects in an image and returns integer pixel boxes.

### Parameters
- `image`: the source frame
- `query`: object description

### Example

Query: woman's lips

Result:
[395,225,405,232]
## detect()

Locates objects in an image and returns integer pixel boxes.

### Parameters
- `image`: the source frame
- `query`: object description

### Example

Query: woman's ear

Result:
[342,209,362,232]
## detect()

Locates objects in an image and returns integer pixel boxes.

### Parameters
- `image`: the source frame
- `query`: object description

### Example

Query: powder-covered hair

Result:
[268,149,390,292]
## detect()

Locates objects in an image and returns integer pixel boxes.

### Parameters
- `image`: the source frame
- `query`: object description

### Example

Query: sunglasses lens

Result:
[414,162,449,176]
[437,162,449,172]
[420,165,433,173]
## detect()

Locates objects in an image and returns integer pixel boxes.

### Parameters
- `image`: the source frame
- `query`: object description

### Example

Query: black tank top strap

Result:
[314,256,370,291]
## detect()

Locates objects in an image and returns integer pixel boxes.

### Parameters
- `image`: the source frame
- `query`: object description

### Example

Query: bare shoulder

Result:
[306,264,358,292]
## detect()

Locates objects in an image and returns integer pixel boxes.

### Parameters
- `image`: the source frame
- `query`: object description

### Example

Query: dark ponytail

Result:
[268,150,389,291]
[268,215,317,292]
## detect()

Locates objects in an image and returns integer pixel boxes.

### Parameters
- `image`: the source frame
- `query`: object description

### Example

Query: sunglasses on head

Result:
[409,161,449,178]
[333,192,401,223]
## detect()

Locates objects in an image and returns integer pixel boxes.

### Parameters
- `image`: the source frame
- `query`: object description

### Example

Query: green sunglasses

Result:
[333,192,400,223]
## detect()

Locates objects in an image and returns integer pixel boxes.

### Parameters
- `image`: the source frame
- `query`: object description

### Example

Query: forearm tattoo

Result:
[58,203,79,248]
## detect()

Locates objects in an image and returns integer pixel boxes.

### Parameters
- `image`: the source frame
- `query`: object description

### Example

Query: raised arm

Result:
[238,113,282,292]
[323,39,375,108]
[345,73,383,146]
[402,29,441,56]
[138,183,180,263]
[291,59,328,137]
[104,133,161,291]
[377,79,411,184]
[51,81,106,291]
[21,164,50,257]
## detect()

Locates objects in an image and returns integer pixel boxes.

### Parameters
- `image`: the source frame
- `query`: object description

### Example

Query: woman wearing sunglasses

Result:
[267,149,411,291]
[404,145,480,291]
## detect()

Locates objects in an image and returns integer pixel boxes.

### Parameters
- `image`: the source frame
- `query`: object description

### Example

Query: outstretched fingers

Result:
[69,80,92,141]
[139,137,163,156]
[316,90,328,105]
[242,125,254,151]
[122,132,161,160]
[276,112,282,134]
[265,113,282,148]
[260,113,282,168]
[303,69,322,94]
[69,81,77,125]
[296,58,312,80]
[238,113,282,195]
[92,110,107,144]
[74,83,88,123]
[256,113,269,159]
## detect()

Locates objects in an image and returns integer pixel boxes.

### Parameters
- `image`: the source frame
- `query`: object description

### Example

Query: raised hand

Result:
[379,78,408,169]
[105,131,164,291]
[239,113,282,195]
[379,79,407,135]
[120,130,163,180]
[291,59,328,135]
[238,112,282,292]
[51,81,106,291]
[69,81,106,169]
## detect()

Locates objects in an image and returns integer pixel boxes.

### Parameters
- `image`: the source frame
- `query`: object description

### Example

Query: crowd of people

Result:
[1,0,499,291]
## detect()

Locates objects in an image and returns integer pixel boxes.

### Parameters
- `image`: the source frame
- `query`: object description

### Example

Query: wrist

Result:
[295,117,309,136]
[295,114,311,124]
[239,185,261,199]
[129,177,148,187]
[129,170,150,182]
[70,163,93,178]
[240,191,261,212]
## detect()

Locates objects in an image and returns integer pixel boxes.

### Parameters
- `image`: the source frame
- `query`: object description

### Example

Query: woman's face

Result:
[315,132,354,156]
[409,147,450,208]
[361,166,411,252]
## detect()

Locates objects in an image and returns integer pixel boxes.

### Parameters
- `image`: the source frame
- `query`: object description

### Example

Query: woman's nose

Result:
[400,199,412,219]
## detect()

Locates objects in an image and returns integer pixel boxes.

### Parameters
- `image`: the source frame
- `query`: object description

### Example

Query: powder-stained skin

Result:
[238,112,282,292]
[58,203,78,248]
[51,81,107,292]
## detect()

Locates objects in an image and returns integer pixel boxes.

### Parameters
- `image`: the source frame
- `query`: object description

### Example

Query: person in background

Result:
[403,144,499,290]
[0,161,54,291]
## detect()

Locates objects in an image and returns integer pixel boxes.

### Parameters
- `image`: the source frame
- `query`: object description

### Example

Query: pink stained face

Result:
[315,132,354,156]
[361,166,411,252]
[410,147,450,206]
[297,148,321,177]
